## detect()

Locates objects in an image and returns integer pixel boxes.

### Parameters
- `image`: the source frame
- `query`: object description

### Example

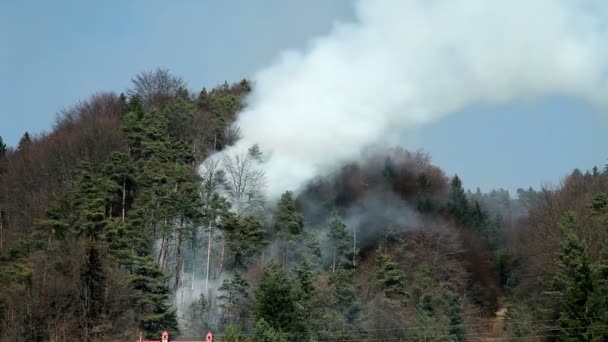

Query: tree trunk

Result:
[174,217,184,290]
[353,228,357,267]
[121,176,126,222]
[332,248,336,273]
[218,234,226,279]
[191,240,197,291]
[0,208,3,251]
[205,220,213,295]
[160,218,171,272]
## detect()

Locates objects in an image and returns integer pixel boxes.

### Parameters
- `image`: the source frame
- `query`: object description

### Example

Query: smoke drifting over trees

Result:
[224,0,608,197]
[2,1,608,341]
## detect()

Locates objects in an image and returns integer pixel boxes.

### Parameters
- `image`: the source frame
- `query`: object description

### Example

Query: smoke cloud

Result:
[222,0,608,197]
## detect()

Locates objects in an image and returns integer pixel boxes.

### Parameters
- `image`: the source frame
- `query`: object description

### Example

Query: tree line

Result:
[1,68,607,341]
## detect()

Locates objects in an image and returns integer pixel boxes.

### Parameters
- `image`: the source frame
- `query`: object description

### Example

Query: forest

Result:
[1,68,607,341]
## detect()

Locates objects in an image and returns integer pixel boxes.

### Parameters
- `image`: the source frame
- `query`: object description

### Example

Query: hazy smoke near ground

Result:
[220,0,608,198]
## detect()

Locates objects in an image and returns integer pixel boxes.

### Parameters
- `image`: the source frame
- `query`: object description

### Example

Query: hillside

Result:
[1,70,608,341]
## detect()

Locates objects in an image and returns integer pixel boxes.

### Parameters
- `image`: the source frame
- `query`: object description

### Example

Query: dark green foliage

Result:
[254,261,303,336]
[17,131,31,151]
[248,143,263,161]
[589,244,608,337]
[503,300,539,341]
[293,258,315,300]
[80,243,106,332]
[274,191,304,238]
[327,211,351,271]
[130,254,178,338]
[442,291,465,342]
[253,318,287,342]
[373,246,406,298]
[448,175,469,225]
[6,67,608,342]
[329,268,360,323]
[0,136,6,159]
[0,77,254,340]
[548,212,595,341]
[226,215,268,268]
[406,307,443,341]
[221,324,247,341]
[218,272,249,325]
[274,191,305,267]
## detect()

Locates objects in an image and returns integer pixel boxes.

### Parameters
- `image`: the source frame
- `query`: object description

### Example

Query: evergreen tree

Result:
[222,324,246,341]
[79,243,106,336]
[373,246,406,298]
[447,175,469,225]
[248,143,263,162]
[442,291,465,342]
[293,258,315,300]
[329,268,360,323]
[101,152,136,222]
[254,261,301,336]
[218,272,249,325]
[589,196,608,337]
[292,258,316,338]
[0,135,6,159]
[548,212,594,341]
[130,254,179,338]
[274,191,304,238]
[72,162,108,239]
[226,215,268,268]
[17,131,31,152]
[253,318,287,342]
[273,191,304,267]
[327,211,351,272]
[406,307,443,341]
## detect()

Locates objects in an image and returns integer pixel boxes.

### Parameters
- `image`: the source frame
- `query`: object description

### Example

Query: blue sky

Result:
[1,1,606,194]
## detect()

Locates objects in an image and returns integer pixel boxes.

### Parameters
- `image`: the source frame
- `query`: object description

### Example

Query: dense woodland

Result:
[1,68,607,341]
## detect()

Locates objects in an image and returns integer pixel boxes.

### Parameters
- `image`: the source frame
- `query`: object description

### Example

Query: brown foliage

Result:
[507,168,608,294]
[0,93,125,251]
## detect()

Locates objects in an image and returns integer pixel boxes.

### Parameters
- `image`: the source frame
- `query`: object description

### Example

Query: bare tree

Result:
[128,67,186,103]
[199,157,225,295]
[221,145,266,217]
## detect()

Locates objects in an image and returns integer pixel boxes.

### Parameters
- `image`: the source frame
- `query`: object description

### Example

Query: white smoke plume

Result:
[221,0,608,198]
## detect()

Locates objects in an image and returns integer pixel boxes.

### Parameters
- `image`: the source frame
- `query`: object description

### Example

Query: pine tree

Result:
[72,162,108,239]
[373,246,406,298]
[101,152,136,222]
[253,318,287,342]
[447,175,469,225]
[254,261,300,336]
[273,191,304,267]
[79,243,106,336]
[327,211,351,272]
[222,324,246,341]
[588,244,608,338]
[218,272,249,325]
[293,258,315,300]
[130,254,179,338]
[292,258,316,338]
[226,215,268,268]
[273,191,304,238]
[248,143,263,162]
[17,132,31,152]
[329,267,360,323]
[442,291,465,342]
[0,135,6,159]
[589,195,608,337]
[548,211,594,341]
